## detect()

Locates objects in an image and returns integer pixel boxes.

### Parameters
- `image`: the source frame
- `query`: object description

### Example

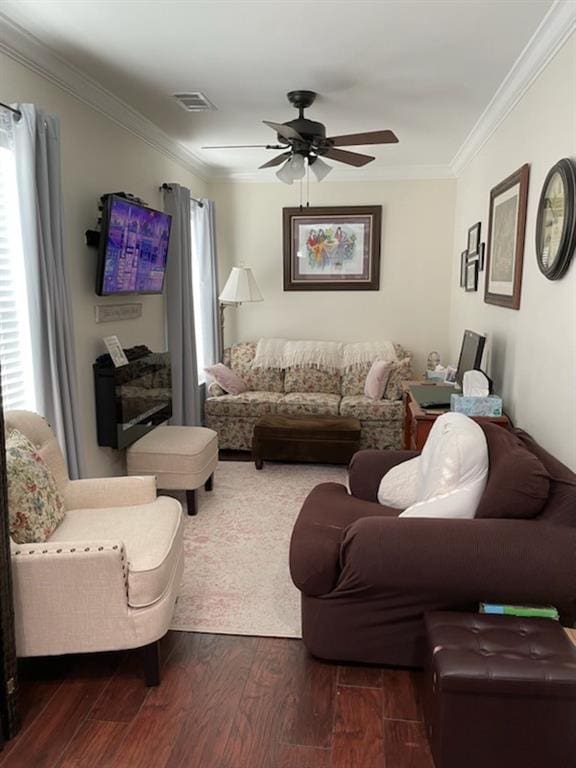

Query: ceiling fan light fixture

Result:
[289,153,306,180]
[276,159,294,184]
[310,156,332,181]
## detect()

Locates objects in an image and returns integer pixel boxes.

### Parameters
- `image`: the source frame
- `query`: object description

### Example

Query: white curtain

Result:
[162,183,201,425]
[192,199,221,365]
[13,104,85,477]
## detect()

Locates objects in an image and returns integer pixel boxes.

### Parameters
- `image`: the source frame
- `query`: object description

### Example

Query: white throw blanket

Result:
[343,341,397,369]
[253,338,397,370]
[283,340,343,371]
[252,338,287,369]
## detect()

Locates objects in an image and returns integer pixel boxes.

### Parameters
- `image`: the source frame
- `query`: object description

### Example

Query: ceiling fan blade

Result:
[328,130,399,147]
[263,120,303,141]
[323,148,375,167]
[259,152,292,169]
[201,144,285,149]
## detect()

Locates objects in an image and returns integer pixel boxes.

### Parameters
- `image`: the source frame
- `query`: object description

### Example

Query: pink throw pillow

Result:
[204,363,247,395]
[364,360,393,400]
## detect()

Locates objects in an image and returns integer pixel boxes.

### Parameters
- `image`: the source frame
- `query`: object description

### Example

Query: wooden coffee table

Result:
[252,414,361,469]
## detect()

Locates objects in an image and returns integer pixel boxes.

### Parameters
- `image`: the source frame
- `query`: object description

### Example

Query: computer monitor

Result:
[456,330,486,388]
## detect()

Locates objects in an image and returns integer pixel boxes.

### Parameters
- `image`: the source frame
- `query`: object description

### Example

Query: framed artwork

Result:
[467,222,481,256]
[535,157,576,280]
[283,206,381,290]
[465,259,478,292]
[485,164,530,309]
[460,250,468,286]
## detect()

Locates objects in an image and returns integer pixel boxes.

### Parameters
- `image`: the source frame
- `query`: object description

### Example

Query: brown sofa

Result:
[289,425,576,667]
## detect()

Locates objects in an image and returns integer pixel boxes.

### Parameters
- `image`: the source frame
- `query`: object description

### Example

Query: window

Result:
[190,213,206,381]
[190,201,218,383]
[0,113,36,411]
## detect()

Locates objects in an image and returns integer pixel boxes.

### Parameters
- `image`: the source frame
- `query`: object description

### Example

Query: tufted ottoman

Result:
[423,611,576,768]
[127,426,218,516]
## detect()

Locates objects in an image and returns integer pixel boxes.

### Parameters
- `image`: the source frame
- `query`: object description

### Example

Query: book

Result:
[480,603,559,620]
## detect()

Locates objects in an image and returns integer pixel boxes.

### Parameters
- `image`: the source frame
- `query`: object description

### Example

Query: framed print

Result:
[485,164,530,309]
[535,157,576,280]
[460,250,468,286]
[465,259,478,292]
[283,206,381,290]
[467,222,481,256]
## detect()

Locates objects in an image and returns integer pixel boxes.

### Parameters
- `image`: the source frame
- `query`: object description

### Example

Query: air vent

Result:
[173,92,216,112]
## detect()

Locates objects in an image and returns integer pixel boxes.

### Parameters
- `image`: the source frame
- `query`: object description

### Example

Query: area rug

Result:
[170,461,347,638]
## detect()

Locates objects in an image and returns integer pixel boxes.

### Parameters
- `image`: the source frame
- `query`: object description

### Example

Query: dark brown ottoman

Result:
[423,611,576,768]
[252,414,361,469]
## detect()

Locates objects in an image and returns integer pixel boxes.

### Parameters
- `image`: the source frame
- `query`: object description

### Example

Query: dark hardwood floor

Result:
[0,632,434,768]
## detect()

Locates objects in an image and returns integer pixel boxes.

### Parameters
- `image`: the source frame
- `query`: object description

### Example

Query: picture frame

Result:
[485,164,530,309]
[283,205,381,291]
[467,222,481,256]
[460,250,468,286]
[465,259,478,292]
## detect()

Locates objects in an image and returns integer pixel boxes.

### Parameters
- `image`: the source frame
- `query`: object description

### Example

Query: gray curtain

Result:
[162,183,201,425]
[193,199,222,364]
[14,104,85,477]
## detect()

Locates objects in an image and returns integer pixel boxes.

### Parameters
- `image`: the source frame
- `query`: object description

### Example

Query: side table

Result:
[403,385,510,450]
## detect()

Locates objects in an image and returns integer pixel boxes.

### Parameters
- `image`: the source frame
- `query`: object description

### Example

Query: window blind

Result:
[0,111,35,411]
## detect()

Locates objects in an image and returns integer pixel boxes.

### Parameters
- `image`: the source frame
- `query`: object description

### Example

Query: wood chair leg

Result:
[186,489,198,516]
[204,473,214,492]
[143,640,160,686]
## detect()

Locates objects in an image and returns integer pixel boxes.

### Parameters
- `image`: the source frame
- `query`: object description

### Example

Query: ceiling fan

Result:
[201,90,398,183]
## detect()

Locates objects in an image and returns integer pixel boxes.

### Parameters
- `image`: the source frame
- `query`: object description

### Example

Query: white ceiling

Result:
[1,0,555,179]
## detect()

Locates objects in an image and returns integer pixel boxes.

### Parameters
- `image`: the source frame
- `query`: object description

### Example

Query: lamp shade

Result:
[219,266,263,304]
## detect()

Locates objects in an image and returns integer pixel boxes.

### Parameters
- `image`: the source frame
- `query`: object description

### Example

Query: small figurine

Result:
[426,351,441,371]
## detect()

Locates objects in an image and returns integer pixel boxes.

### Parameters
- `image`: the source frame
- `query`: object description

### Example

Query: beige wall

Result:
[210,179,456,374]
[449,33,576,469]
[1,52,207,477]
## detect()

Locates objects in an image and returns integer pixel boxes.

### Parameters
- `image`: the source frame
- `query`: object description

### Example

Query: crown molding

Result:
[211,164,456,184]
[451,0,576,175]
[0,13,212,182]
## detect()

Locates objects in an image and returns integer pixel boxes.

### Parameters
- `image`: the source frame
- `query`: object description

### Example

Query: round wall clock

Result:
[535,157,576,280]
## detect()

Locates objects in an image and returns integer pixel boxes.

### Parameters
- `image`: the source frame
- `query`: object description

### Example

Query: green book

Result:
[480,603,559,620]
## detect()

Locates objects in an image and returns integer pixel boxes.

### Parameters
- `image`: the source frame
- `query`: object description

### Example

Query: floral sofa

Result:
[204,341,413,452]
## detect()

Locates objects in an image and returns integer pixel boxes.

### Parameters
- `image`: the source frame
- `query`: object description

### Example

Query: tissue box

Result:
[450,394,502,417]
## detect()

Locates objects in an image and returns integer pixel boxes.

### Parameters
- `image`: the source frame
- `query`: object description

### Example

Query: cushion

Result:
[377,456,420,509]
[204,391,284,418]
[364,360,394,400]
[284,366,341,395]
[384,358,412,400]
[204,363,247,395]
[6,429,65,544]
[339,396,402,422]
[229,342,284,393]
[276,393,341,417]
[400,413,488,519]
[475,424,550,519]
[50,496,183,608]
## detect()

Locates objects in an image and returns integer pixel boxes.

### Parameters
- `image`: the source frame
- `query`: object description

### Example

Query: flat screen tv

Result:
[456,329,486,387]
[96,195,172,295]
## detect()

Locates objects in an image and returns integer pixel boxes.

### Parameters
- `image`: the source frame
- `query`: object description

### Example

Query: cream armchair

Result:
[5,410,184,685]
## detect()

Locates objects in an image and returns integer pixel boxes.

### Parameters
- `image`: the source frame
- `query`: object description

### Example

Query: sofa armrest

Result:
[349,449,420,502]
[64,475,157,510]
[207,381,226,397]
[339,517,576,612]
[11,540,130,655]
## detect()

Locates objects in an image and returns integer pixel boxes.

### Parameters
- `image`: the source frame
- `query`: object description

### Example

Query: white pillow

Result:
[417,412,487,501]
[377,457,420,509]
[400,412,488,519]
[400,481,486,519]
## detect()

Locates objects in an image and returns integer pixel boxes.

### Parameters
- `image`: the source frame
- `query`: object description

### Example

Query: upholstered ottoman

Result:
[127,426,218,515]
[252,414,361,469]
[423,611,576,768]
